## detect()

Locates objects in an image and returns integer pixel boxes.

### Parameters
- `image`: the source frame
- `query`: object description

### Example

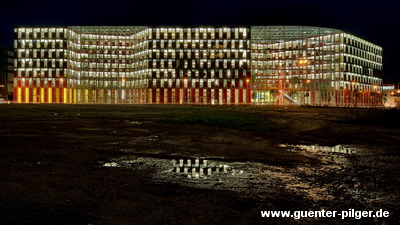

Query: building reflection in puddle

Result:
[173,159,231,179]
[279,144,357,154]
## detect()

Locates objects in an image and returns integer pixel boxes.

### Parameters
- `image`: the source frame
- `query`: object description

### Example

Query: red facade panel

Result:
[239,89,243,104]
[230,88,235,103]
[167,89,172,103]
[222,89,227,104]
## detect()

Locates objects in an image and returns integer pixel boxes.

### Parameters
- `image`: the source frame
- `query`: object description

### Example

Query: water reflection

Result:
[172,159,230,179]
[103,162,119,167]
[102,157,234,180]
[280,144,357,154]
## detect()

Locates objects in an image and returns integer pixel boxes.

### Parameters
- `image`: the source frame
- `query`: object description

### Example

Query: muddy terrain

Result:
[0,104,399,224]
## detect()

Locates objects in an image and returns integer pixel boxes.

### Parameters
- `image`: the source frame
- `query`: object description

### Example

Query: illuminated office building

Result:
[14,26,383,106]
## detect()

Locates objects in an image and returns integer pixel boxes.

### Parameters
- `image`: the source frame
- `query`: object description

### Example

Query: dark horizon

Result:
[1,0,398,84]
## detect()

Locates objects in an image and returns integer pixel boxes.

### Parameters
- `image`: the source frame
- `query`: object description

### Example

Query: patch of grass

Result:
[156,114,282,131]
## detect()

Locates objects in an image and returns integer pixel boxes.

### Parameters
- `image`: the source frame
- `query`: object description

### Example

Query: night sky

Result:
[1,0,398,84]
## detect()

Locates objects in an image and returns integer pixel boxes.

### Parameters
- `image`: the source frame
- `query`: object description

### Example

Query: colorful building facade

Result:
[14,26,383,106]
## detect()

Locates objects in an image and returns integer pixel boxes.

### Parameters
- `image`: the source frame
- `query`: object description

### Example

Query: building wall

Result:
[250,26,383,107]
[147,27,251,105]
[383,88,400,108]
[14,27,67,103]
[13,26,384,106]
[66,26,149,104]
[65,26,251,104]
[0,46,14,101]
[342,34,383,106]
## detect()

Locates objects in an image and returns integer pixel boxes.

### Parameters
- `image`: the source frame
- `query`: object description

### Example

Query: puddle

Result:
[103,156,339,202]
[145,135,158,141]
[102,157,269,195]
[100,144,373,205]
[102,157,164,170]
[125,120,143,125]
[103,162,119,167]
[172,159,232,179]
[100,144,398,221]
[103,157,233,178]
[101,155,351,203]
[279,144,357,154]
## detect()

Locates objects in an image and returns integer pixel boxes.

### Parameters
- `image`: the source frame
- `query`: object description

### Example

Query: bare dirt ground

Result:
[0,104,399,224]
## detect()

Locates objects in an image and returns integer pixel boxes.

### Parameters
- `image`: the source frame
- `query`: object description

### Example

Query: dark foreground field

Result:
[0,104,399,224]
